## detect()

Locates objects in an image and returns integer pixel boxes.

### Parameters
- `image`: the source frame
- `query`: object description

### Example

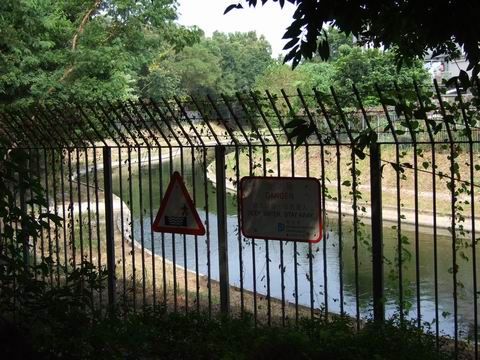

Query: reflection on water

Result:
[102,150,478,340]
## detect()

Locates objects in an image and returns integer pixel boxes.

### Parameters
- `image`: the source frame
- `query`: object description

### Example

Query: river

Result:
[100,151,477,341]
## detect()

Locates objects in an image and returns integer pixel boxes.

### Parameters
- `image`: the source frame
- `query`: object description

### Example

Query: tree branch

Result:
[72,0,102,51]
[49,0,102,94]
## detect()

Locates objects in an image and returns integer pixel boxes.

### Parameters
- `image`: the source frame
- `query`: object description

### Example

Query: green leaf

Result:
[390,163,404,173]
[284,45,299,63]
[353,147,366,160]
[283,37,298,51]
[39,213,64,227]
[287,124,306,140]
[285,118,307,128]
[224,3,243,15]
[458,70,471,90]
[445,76,458,87]
[282,25,302,40]
[382,98,399,107]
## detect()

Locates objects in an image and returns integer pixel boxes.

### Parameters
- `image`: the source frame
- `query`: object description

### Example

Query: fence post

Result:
[103,146,116,312]
[215,145,230,315]
[370,142,384,322]
[18,156,29,266]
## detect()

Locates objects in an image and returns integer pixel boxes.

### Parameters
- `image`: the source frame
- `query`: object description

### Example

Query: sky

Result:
[176,0,296,57]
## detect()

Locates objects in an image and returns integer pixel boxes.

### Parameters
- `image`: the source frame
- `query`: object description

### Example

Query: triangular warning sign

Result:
[152,171,206,236]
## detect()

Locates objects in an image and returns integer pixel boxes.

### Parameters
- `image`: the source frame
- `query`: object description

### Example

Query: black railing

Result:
[1,81,479,358]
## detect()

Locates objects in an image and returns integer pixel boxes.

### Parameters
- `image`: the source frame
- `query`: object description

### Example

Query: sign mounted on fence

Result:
[240,176,322,243]
[152,171,205,236]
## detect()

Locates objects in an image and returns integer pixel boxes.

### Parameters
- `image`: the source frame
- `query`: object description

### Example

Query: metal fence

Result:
[1,81,479,358]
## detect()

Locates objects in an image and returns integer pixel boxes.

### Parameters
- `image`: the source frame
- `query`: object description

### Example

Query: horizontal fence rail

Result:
[0,81,479,359]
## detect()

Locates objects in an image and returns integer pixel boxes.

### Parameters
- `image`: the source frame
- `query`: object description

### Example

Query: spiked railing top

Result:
[1,82,479,148]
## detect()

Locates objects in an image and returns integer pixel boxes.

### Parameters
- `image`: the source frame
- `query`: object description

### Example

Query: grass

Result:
[1,308,457,360]
[224,144,480,217]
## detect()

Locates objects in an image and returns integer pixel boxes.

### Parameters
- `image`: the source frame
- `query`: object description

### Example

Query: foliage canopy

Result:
[226,0,480,77]
[256,44,429,107]
[0,0,200,108]
[146,31,274,98]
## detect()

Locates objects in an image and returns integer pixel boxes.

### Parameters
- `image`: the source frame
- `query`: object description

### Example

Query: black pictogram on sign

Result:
[152,172,205,236]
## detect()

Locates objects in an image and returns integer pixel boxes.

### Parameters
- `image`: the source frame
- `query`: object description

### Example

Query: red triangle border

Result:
[152,171,206,236]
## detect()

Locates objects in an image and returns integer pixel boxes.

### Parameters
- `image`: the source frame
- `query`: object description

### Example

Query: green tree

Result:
[332,45,430,104]
[146,31,274,98]
[319,27,354,62]
[0,0,200,108]
[298,61,336,94]
[254,46,428,106]
[226,0,480,78]
[143,61,182,99]
[255,62,306,95]
[170,43,223,95]
[207,32,274,93]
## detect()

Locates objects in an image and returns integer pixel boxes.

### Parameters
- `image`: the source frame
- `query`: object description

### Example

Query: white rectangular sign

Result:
[240,176,322,243]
